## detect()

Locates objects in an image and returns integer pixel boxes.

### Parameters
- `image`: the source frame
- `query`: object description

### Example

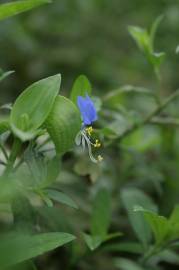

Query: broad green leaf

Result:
[10,74,61,141]
[134,206,169,245]
[128,26,150,53]
[0,0,50,21]
[70,75,92,104]
[7,261,38,270]
[0,70,14,82]
[45,95,81,155]
[47,189,78,209]
[91,188,111,239]
[0,232,75,269]
[121,188,157,246]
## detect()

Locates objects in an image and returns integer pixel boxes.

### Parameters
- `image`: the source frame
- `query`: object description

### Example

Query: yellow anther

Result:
[97,155,103,162]
[86,126,93,136]
[94,139,101,148]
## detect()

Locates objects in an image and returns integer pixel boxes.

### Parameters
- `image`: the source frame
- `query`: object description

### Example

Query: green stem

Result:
[150,116,179,126]
[107,89,179,146]
[154,66,162,106]
[4,137,21,174]
[0,142,8,161]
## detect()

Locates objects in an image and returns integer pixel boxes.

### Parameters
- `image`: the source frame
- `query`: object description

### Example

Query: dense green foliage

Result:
[1,1,179,270]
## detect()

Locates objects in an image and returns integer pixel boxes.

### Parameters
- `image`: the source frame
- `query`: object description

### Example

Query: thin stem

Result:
[4,137,21,175]
[0,142,8,161]
[150,116,179,126]
[102,85,155,102]
[14,157,24,171]
[154,66,162,106]
[107,89,179,146]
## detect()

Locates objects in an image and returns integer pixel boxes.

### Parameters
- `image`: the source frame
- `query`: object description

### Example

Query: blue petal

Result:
[77,95,98,126]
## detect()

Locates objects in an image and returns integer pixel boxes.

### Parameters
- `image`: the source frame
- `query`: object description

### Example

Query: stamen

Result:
[94,139,101,148]
[85,126,93,136]
[97,155,103,162]
[81,130,98,163]
[76,128,103,163]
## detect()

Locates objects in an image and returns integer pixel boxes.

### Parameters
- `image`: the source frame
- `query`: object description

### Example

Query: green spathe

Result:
[45,95,81,155]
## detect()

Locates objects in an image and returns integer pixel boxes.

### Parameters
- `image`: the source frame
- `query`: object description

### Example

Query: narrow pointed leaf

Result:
[150,15,164,50]
[0,0,50,21]
[47,189,78,209]
[0,232,75,268]
[128,26,150,53]
[0,70,14,82]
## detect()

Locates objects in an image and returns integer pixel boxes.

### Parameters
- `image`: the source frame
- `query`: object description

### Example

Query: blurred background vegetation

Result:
[1,1,179,270]
[1,0,179,103]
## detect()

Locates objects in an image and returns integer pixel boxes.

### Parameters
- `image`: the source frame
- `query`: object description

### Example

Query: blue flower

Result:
[77,94,97,126]
[75,94,102,163]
